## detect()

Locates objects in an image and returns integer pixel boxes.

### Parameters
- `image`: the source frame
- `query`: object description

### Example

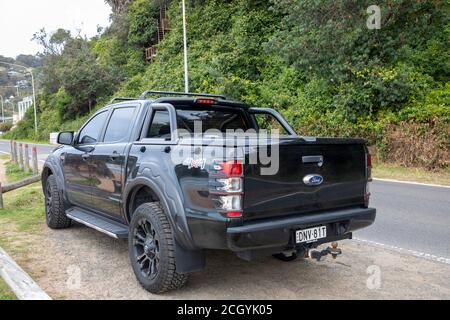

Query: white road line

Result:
[0,247,52,300]
[373,178,450,189]
[354,238,450,265]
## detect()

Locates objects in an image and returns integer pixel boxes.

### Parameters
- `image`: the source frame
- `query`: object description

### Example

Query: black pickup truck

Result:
[42,91,376,294]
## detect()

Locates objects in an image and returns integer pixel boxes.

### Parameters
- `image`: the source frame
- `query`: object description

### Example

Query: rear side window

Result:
[78,111,108,145]
[176,109,248,133]
[254,113,288,135]
[104,107,136,142]
[147,111,171,139]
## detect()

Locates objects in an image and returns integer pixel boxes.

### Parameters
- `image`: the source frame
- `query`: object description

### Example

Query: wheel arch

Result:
[124,176,205,273]
[123,176,196,251]
[41,161,65,193]
[41,166,53,189]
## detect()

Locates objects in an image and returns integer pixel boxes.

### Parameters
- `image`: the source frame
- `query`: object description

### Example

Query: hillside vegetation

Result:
[6,0,449,170]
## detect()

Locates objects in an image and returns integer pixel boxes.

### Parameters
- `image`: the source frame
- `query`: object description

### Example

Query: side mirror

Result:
[58,132,74,146]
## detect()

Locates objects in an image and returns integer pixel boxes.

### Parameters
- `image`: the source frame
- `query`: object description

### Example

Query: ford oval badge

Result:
[303,174,324,186]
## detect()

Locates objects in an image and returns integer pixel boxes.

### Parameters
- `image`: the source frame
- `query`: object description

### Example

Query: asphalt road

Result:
[356,180,450,260]
[1,139,449,261]
[0,139,56,168]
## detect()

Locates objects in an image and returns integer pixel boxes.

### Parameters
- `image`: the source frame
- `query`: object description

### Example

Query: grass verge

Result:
[373,162,450,186]
[5,162,33,183]
[0,277,16,300]
[0,184,45,234]
[0,158,44,301]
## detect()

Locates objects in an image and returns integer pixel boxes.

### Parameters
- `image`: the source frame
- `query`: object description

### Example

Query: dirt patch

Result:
[10,222,450,300]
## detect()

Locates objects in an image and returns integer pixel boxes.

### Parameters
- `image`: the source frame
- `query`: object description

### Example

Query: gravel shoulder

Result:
[13,222,450,300]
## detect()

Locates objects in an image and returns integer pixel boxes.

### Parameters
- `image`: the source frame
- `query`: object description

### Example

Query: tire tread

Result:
[130,202,188,294]
[46,175,71,229]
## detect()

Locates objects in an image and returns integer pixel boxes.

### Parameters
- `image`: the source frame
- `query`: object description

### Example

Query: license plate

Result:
[296,226,327,244]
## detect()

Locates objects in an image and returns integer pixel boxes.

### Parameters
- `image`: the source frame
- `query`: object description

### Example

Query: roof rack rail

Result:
[109,97,137,104]
[139,90,226,100]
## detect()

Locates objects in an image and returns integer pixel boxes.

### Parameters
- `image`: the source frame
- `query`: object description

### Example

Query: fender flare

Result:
[41,159,65,196]
[123,175,205,273]
[123,174,195,250]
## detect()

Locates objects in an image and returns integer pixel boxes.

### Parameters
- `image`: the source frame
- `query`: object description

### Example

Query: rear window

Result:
[176,108,248,133]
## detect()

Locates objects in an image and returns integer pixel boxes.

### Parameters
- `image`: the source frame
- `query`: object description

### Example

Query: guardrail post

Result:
[32,147,38,175]
[24,144,30,173]
[12,141,18,165]
[18,143,23,170]
[0,182,3,210]
[10,140,14,163]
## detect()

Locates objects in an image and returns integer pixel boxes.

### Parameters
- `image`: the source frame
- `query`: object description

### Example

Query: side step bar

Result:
[66,207,129,239]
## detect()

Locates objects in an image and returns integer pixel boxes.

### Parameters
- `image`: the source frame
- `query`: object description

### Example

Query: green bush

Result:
[0,122,13,133]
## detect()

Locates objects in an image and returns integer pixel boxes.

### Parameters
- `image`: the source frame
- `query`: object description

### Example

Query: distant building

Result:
[7,70,22,77]
[17,96,33,122]
[16,80,30,88]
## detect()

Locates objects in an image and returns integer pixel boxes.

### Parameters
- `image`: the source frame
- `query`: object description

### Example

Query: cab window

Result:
[254,113,288,135]
[77,111,108,145]
[146,111,171,139]
[104,107,136,143]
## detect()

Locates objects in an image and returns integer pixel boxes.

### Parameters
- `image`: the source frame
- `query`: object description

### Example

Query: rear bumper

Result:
[226,207,376,252]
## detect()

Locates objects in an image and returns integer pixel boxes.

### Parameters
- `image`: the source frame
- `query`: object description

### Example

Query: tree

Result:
[33,28,72,56]
[270,0,448,81]
[127,0,160,48]
[105,0,134,14]
[58,37,116,119]
[32,29,73,93]
[268,0,449,114]
[15,55,42,68]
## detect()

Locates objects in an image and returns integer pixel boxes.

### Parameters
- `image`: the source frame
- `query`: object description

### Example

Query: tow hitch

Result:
[308,242,342,262]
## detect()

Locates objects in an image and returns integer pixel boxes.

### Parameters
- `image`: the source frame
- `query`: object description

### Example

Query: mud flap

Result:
[175,240,205,274]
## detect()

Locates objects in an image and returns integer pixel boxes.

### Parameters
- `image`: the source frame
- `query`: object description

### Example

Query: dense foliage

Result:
[6,0,449,169]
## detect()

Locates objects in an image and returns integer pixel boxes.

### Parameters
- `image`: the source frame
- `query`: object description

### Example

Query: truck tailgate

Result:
[243,138,368,221]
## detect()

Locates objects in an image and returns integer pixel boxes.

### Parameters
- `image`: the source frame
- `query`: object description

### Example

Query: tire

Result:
[128,202,188,294]
[273,252,298,262]
[45,175,72,229]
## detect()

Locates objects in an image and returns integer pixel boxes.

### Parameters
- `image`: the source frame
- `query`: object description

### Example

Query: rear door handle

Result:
[303,156,324,166]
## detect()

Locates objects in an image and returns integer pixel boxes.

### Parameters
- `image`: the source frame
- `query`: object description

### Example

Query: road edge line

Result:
[0,247,52,300]
[354,238,450,266]
[373,178,450,189]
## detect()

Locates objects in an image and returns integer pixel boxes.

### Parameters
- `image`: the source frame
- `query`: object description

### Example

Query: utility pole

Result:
[0,95,4,123]
[182,0,189,93]
[5,100,15,121]
[0,61,38,133]
[30,71,38,133]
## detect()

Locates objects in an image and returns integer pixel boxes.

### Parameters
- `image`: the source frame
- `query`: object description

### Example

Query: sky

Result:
[0,0,112,58]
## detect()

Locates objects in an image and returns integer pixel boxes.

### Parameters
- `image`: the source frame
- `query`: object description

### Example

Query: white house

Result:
[17,96,33,122]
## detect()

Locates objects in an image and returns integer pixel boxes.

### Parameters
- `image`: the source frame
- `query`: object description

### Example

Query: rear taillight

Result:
[365,154,372,207]
[216,178,243,193]
[367,154,372,178]
[217,160,243,177]
[211,160,244,218]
